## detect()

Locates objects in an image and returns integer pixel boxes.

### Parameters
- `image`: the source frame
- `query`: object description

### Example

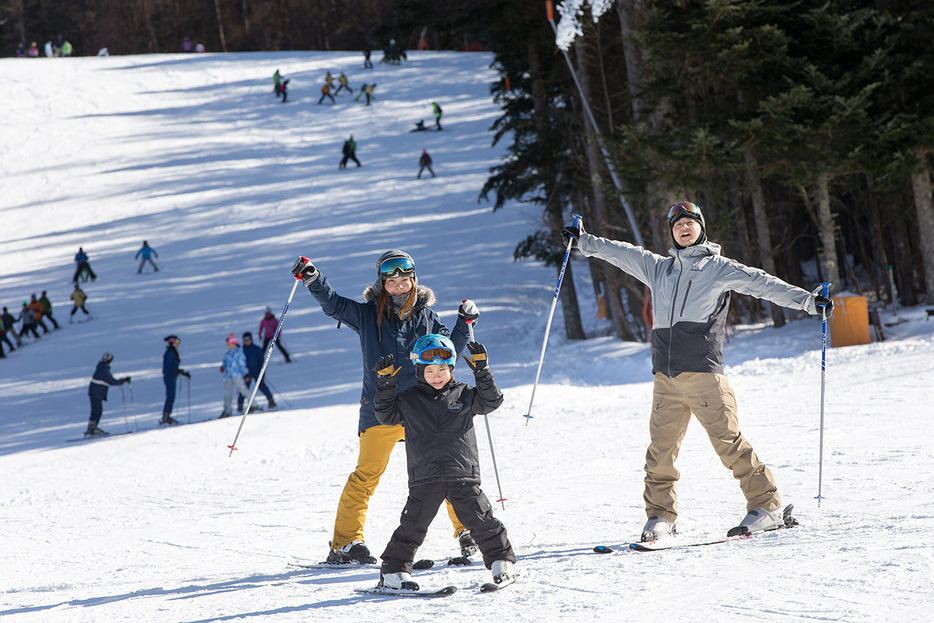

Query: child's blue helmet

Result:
[411,334,456,366]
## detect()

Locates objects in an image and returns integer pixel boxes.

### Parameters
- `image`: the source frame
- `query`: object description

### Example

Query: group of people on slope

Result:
[282,200,833,592]
[1,292,63,357]
[83,308,291,436]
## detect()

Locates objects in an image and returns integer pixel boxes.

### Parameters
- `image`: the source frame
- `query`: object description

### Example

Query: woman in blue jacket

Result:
[292,250,479,565]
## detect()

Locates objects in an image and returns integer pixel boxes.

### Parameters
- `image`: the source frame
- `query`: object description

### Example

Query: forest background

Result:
[4,0,932,343]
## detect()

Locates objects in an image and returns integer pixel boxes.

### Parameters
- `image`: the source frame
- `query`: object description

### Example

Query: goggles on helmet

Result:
[378,256,416,279]
[667,201,703,223]
[410,334,457,366]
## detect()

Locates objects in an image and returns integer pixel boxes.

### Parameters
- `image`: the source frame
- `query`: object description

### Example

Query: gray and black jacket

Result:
[578,234,818,377]
[374,369,504,487]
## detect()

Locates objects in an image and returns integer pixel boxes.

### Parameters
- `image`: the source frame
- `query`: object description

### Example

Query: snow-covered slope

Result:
[1,51,932,623]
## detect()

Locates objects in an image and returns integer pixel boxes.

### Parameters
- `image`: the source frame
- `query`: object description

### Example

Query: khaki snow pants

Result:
[331,424,465,549]
[643,372,781,522]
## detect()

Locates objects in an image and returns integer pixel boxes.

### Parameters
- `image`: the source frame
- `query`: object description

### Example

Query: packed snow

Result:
[1,50,932,623]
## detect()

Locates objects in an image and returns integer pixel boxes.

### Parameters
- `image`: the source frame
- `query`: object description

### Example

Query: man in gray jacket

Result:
[563,201,833,540]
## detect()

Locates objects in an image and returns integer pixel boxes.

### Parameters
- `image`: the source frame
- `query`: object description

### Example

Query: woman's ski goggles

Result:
[412,347,455,364]
[667,201,703,222]
[378,256,416,279]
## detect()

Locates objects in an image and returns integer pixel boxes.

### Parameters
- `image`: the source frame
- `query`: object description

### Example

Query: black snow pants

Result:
[380,482,515,574]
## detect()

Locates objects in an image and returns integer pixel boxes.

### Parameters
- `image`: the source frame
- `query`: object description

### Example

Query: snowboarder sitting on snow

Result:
[339,136,361,169]
[237,331,276,413]
[219,333,249,418]
[72,247,98,283]
[135,240,159,273]
[562,203,835,540]
[411,120,427,132]
[372,334,516,591]
[162,335,189,425]
[86,352,130,436]
[417,149,435,178]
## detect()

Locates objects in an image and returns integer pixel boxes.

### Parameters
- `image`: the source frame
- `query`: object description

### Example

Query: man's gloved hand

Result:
[122,376,131,383]
[179,370,191,379]
[459,299,479,325]
[291,256,319,286]
[814,294,834,316]
[462,342,488,373]
[372,354,401,378]
[561,217,587,248]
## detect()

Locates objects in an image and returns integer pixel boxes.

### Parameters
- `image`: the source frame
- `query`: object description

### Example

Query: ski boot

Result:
[326,541,377,565]
[491,560,516,585]
[728,505,796,537]
[457,529,479,558]
[160,412,180,426]
[642,516,676,542]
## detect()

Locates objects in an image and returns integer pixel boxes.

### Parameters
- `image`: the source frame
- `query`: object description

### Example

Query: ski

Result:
[66,431,132,443]
[290,556,468,571]
[592,504,798,553]
[355,585,457,598]
[480,576,516,593]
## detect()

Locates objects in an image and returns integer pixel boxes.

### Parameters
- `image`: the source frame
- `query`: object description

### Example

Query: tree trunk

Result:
[909,149,934,303]
[744,150,786,327]
[816,172,842,293]
[214,0,228,52]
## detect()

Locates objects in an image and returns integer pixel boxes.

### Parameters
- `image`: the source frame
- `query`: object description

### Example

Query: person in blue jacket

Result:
[219,333,249,418]
[162,335,189,425]
[291,250,481,565]
[237,331,276,413]
[73,247,98,283]
[85,352,130,436]
[136,241,159,273]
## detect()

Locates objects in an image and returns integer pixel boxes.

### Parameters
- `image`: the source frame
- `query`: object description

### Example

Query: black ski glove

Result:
[458,299,479,325]
[462,342,488,373]
[122,376,131,384]
[815,294,834,316]
[561,218,586,248]
[180,370,191,378]
[291,256,319,286]
[372,354,401,378]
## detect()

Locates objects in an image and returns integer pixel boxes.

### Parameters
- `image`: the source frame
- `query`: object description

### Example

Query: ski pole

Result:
[186,375,192,424]
[228,276,302,456]
[816,282,830,507]
[127,381,138,432]
[524,214,581,424]
[120,385,131,433]
[467,321,507,509]
[264,379,293,409]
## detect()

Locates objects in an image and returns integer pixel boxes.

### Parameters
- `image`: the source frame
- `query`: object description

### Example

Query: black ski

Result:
[355,585,457,598]
[67,431,132,443]
[480,576,516,592]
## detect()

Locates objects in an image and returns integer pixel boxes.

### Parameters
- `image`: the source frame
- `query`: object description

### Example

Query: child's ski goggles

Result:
[412,347,455,365]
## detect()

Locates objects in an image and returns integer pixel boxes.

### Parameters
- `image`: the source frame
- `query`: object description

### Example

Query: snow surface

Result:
[1,51,932,623]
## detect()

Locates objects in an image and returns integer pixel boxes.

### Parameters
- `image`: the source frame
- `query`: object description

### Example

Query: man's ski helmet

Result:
[164,335,180,347]
[101,352,114,363]
[667,201,707,248]
[410,334,456,366]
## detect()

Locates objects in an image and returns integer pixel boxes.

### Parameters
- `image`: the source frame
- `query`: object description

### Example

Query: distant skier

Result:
[318,83,335,105]
[17,302,41,340]
[363,47,373,69]
[85,352,131,437]
[355,83,376,105]
[2,306,22,347]
[219,333,249,418]
[70,284,91,322]
[273,69,282,96]
[417,150,435,178]
[135,241,159,273]
[39,291,61,330]
[72,247,98,283]
[335,72,353,95]
[237,331,277,413]
[432,101,443,130]
[259,307,292,362]
[28,294,51,334]
[325,71,335,90]
[372,335,516,592]
[162,335,189,425]
[339,136,361,169]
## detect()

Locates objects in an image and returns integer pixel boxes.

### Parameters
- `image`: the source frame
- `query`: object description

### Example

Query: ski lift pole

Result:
[524,214,581,425]
[816,282,830,507]
[545,0,645,248]
[228,277,301,456]
[468,321,507,509]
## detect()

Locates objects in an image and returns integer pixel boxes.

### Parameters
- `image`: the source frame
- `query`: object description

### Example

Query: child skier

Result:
[219,333,249,418]
[371,334,516,591]
[135,240,159,273]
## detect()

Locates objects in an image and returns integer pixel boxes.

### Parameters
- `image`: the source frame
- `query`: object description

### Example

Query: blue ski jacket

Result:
[306,273,469,434]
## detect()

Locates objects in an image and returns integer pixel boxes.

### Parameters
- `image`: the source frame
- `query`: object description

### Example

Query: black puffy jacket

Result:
[374,368,503,487]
